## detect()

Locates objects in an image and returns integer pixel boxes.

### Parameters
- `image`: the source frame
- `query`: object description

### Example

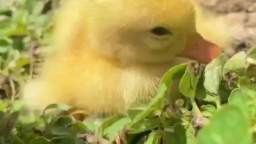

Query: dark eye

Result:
[150,26,172,36]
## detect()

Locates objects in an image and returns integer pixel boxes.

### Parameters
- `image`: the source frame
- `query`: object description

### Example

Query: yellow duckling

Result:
[23,0,219,114]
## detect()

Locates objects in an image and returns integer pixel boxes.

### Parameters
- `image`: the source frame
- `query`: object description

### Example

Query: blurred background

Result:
[0,0,59,101]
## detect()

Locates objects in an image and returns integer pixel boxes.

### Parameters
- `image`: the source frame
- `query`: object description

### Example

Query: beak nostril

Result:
[151,26,172,36]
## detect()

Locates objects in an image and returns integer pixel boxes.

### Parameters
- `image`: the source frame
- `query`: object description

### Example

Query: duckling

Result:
[23,0,219,114]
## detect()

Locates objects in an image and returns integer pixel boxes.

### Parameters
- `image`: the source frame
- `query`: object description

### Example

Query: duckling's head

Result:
[54,0,219,65]
[55,0,199,65]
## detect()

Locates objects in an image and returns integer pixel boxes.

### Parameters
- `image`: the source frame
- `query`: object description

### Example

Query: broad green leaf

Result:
[43,104,71,115]
[13,9,28,27]
[127,106,147,119]
[223,51,247,75]
[186,124,197,144]
[13,56,30,69]
[179,63,203,98]
[129,64,187,129]
[50,126,71,136]
[160,63,187,86]
[204,55,227,94]
[0,100,9,111]
[29,137,51,144]
[25,0,45,15]
[128,117,161,134]
[49,116,74,136]
[247,48,256,65]
[228,88,249,119]
[13,136,26,144]
[102,117,130,141]
[238,77,256,120]
[0,37,12,53]
[98,115,122,136]
[239,77,256,95]
[129,85,167,130]
[0,37,12,46]
[71,122,88,133]
[144,131,161,144]
[51,136,75,144]
[201,104,217,117]
[0,111,19,135]
[83,118,102,133]
[163,124,186,144]
[0,9,12,16]
[197,105,251,144]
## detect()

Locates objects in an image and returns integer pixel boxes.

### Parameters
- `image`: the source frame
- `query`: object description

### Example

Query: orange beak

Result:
[180,34,221,63]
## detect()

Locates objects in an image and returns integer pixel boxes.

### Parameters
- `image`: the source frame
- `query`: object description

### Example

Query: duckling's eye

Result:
[150,26,172,36]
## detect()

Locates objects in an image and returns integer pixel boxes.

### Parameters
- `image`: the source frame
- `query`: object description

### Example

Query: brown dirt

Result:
[197,0,256,13]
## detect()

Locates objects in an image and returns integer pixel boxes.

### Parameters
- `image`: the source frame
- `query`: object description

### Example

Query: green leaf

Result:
[51,136,75,144]
[186,124,197,144]
[49,116,74,136]
[247,48,256,65]
[223,51,247,75]
[129,85,167,131]
[83,118,102,133]
[50,126,71,136]
[127,106,147,119]
[179,63,203,98]
[201,104,217,117]
[129,64,187,129]
[102,117,130,141]
[163,124,186,144]
[13,136,26,144]
[128,117,161,134]
[0,111,19,136]
[160,63,187,86]
[228,88,249,119]
[13,56,30,69]
[52,116,73,127]
[239,77,256,96]
[144,131,162,144]
[197,105,252,144]
[25,0,45,15]
[238,77,256,120]
[0,37,12,46]
[71,122,88,134]
[98,116,122,135]
[29,137,51,144]
[43,104,71,115]
[204,55,227,94]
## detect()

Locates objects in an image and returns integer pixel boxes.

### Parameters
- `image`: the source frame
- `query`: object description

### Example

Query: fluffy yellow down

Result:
[23,0,198,114]
[191,1,232,51]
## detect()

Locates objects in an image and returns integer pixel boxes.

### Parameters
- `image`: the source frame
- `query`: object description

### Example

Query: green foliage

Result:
[0,0,256,144]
